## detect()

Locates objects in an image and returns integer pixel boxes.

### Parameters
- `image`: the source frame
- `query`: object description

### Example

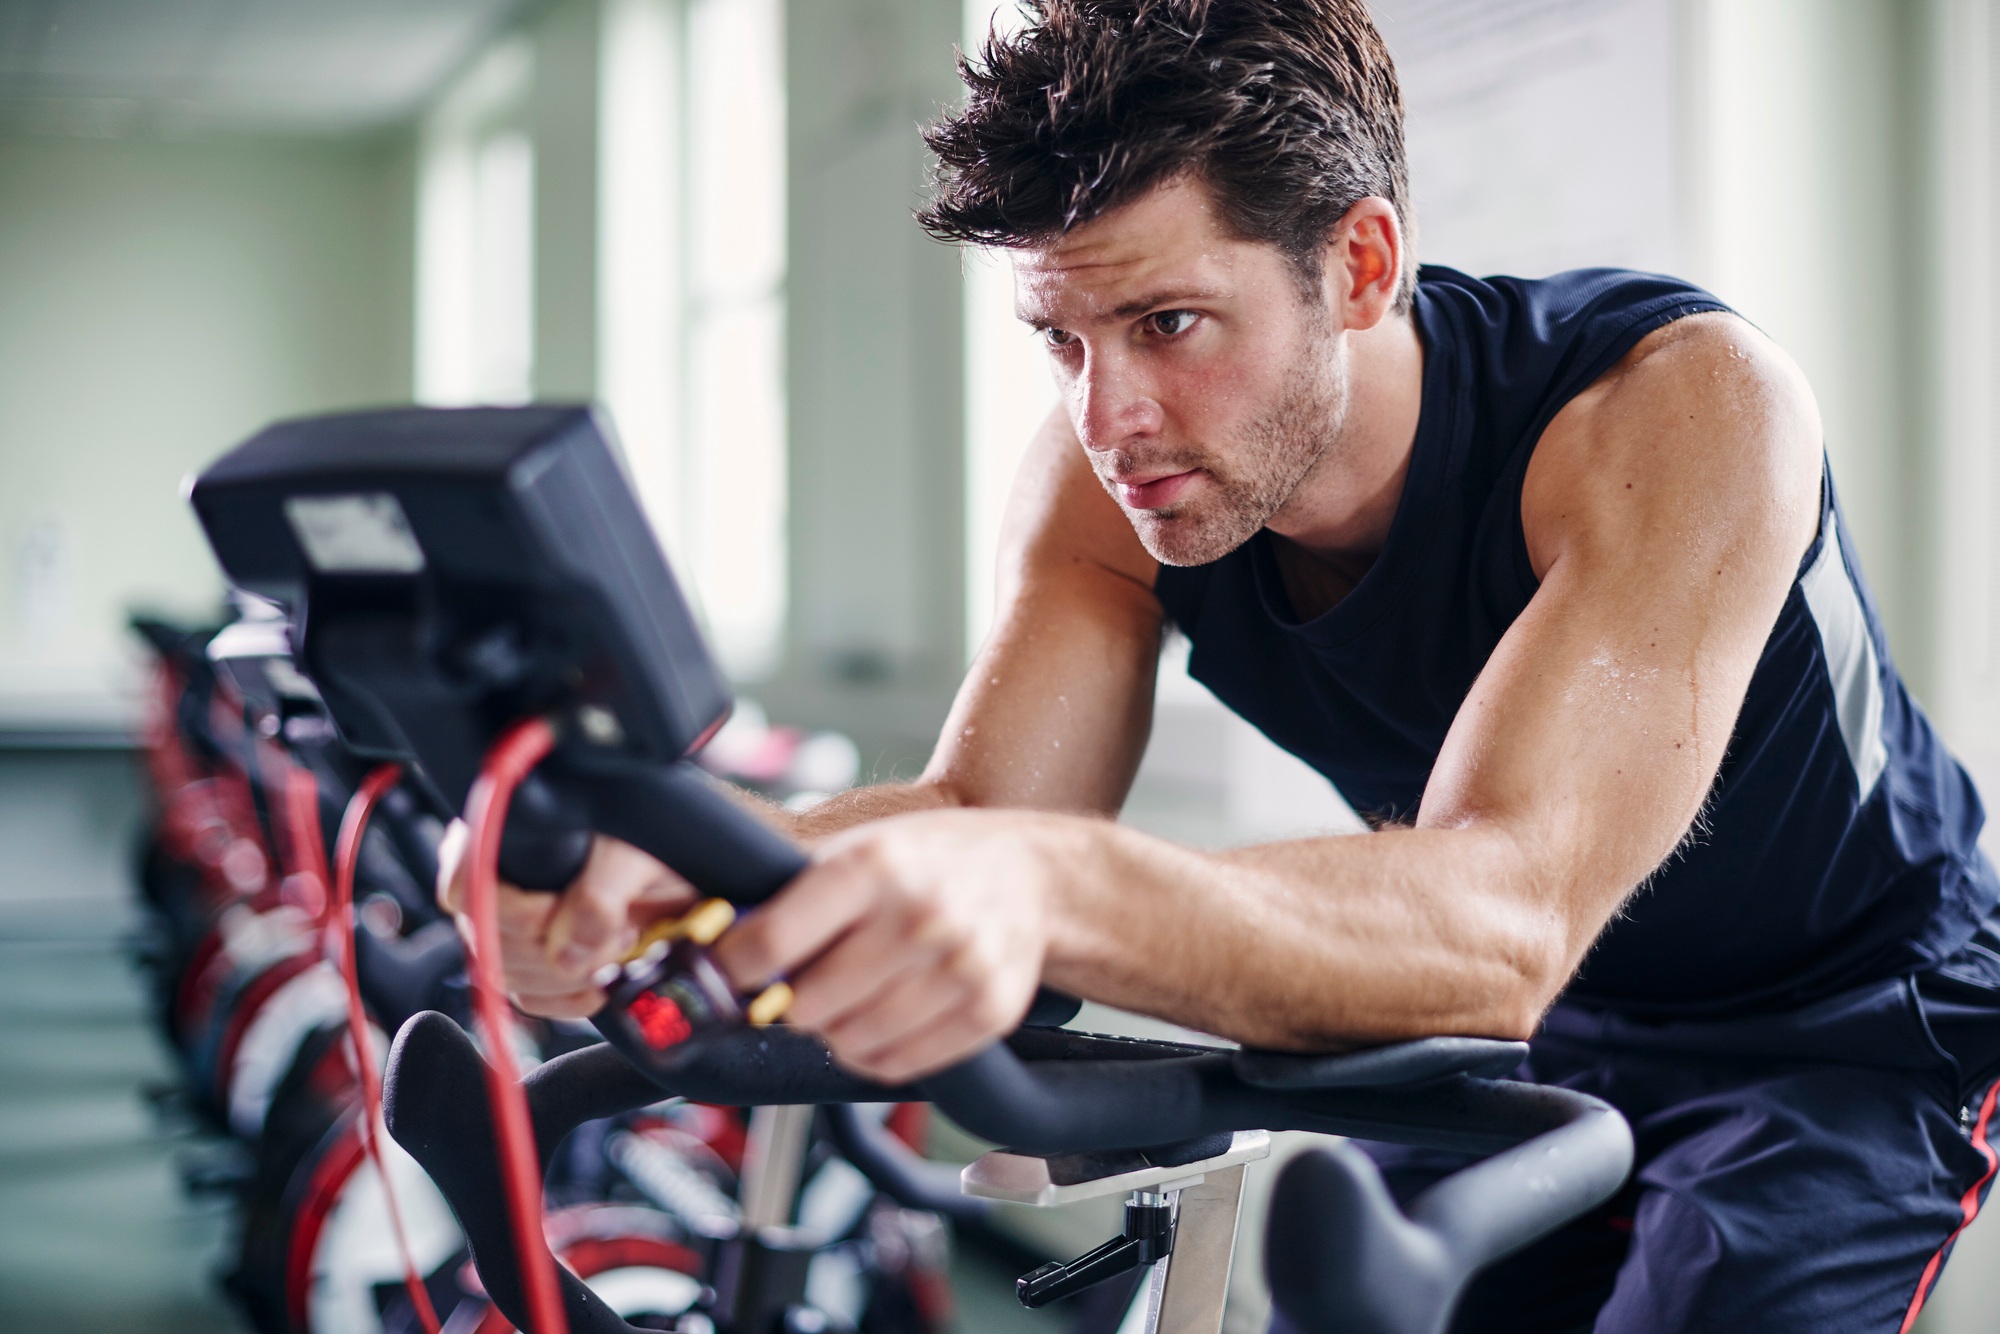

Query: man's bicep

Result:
[926,408,1164,816]
[1417,559,1757,921]
[1418,315,1822,963]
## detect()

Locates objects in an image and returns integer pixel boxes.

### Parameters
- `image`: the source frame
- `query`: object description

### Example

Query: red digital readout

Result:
[628,989,694,1049]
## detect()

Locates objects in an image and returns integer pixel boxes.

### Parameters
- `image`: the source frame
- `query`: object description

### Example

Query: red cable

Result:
[331,764,444,1334]
[282,761,333,922]
[463,717,571,1334]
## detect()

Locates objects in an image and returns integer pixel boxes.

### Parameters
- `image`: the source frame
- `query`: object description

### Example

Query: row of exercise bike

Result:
[128,604,967,1334]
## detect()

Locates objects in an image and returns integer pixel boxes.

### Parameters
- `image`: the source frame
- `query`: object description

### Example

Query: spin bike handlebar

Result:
[187,408,1633,1334]
[385,1010,1632,1334]
[402,742,1632,1334]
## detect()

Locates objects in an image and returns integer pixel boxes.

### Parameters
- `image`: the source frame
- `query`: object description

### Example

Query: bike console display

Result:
[191,405,728,813]
[191,405,808,1075]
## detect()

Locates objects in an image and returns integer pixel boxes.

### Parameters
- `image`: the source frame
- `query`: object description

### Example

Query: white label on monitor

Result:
[284,493,427,574]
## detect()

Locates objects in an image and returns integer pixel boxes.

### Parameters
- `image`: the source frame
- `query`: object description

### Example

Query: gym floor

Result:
[0,748,237,1333]
[0,747,1059,1334]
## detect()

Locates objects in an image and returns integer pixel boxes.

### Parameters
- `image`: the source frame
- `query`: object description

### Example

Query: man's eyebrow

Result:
[1108,288,1226,319]
[1015,287,1229,328]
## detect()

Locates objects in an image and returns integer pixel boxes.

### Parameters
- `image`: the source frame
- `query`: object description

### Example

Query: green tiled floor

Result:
[948,1241,1074,1333]
[0,747,239,1333]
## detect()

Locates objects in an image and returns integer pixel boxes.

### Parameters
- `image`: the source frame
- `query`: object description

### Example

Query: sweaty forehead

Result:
[1011,176,1255,324]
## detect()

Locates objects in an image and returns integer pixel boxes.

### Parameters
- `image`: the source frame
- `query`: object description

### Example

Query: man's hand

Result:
[714,809,1058,1084]
[437,826,699,1019]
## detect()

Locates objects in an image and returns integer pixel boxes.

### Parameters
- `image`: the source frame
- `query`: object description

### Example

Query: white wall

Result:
[0,130,413,731]
[1908,4,2000,1329]
[1376,0,1681,278]
[1923,0,2000,802]
[773,0,968,768]
[422,0,792,683]
[1685,0,1926,659]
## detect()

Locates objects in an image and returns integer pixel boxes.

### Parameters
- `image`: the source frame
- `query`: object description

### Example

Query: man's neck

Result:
[1266,308,1425,566]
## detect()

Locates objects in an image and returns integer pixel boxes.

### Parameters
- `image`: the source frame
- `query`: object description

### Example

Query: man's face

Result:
[1013,175,1350,566]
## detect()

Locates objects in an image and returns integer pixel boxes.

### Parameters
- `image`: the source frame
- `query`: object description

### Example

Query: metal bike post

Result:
[740,1103,814,1228]
[1149,1164,1248,1334]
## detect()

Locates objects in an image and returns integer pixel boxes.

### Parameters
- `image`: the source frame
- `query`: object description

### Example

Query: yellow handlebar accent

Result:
[747,982,794,1027]
[621,898,738,962]
[680,898,737,946]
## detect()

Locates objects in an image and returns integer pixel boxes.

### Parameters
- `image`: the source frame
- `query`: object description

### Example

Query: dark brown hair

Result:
[920,0,1414,307]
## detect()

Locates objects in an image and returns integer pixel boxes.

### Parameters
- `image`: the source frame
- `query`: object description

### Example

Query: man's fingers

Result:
[495,880,562,941]
[782,912,942,1032]
[510,985,607,1021]
[492,924,601,995]
[436,819,470,915]
[820,968,969,1071]
[443,830,697,1003]
[713,858,877,989]
[439,821,576,953]
[545,838,692,971]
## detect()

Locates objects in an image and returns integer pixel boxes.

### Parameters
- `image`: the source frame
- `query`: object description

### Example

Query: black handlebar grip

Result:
[382,1012,664,1334]
[495,758,808,903]
[590,1022,899,1105]
[388,1006,1636,1334]
[570,762,808,904]
[1022,987,1083,1028]
[497,772,596,890]
[822,1104,993,1225]
[1264,1086,1633,1334]
[918,1044,1220,1154]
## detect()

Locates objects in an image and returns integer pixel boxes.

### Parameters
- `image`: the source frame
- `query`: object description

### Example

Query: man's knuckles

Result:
[939,936,995,985]
[962,984,1023,1038]
[712,914,788,989]
[895,895,971,953]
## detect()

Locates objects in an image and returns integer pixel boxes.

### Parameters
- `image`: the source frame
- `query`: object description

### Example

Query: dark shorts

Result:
[1323,925,2000,1334]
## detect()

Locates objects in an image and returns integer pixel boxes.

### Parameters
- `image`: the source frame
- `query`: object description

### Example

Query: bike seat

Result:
[1234,1036,1527,1090]
[962,1130,1272,1206]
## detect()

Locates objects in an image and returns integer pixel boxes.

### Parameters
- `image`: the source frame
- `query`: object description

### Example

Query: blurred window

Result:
[600,0,787,682]
[416,40,536,407]
[962,0,1058,662]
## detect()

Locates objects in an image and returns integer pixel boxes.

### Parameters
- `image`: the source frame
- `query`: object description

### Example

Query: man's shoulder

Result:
[1417,263,1724,311]
[1419,265,1731,359]
[1521,310,1823,581]
[1415,265,1739,460]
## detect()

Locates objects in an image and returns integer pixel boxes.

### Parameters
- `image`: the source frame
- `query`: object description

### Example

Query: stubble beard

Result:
[1118,323,1350,568]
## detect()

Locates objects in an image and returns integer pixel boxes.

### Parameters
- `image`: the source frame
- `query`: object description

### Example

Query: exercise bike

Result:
[135,598,965,1334]
[187,404,1635,1334]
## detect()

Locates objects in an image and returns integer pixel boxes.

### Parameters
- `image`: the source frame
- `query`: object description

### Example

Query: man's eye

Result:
[1147,310,1199,337]
[1041,327,1078,349]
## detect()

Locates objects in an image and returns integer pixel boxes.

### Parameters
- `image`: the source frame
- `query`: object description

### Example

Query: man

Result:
[450,2,2000,1329]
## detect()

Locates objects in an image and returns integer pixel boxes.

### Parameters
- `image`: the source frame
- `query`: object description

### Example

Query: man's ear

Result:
[1323,197,1404,332]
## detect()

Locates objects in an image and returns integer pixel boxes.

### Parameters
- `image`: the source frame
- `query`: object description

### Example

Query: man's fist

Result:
[713,809,1056,1084]
[437,826,700,1018]
[438,806,1063,1081]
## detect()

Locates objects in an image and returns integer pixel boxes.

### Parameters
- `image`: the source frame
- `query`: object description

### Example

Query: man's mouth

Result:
[1113,468,1201,511]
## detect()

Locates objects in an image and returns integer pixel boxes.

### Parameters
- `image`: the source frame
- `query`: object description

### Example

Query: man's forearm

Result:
[713,775,960,844]
[1038,818,1569,1049]
[790,780,963,841]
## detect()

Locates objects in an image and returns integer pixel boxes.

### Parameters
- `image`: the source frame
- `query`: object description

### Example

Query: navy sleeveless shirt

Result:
[1155,266,2000,1016]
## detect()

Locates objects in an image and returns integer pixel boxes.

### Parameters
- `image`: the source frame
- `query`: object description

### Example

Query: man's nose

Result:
[1073,353,1164,450]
